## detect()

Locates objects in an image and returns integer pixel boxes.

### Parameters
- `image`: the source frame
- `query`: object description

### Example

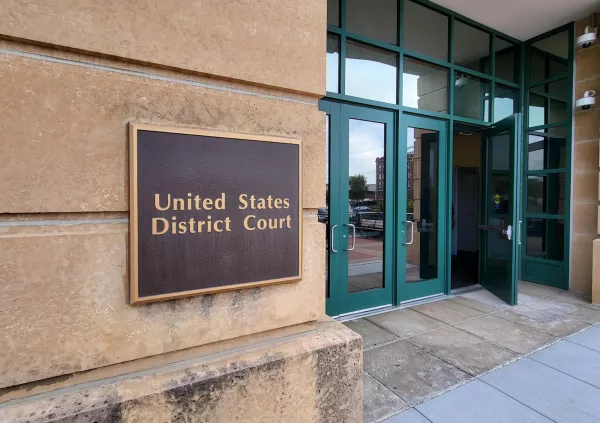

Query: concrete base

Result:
[0,320,362,423]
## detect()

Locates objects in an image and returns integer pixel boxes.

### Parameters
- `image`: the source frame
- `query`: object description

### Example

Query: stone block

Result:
[573,171,598,204]
[576,44,600,82]
[0,0,325,95]
[573,203,599,235]
[0,216,324,387]
[573,140,599,173]
[571,233,595,295]
[0,320,363,423]
[593,239,600,303]
[0,53,326,212]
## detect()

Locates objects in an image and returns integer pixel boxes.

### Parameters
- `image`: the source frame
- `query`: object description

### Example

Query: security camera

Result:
[455,76,469,89]
[577,26,597,48]
[576,90,597,110]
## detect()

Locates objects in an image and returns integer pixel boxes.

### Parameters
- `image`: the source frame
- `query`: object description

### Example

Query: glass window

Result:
[454,72,490,121]
[327,0,340,27]
[549,98,568,125]
[326,34,340,93]
[527,174,565,214]
[532,30,568,59]
[347,0,397,45]
[454,21,490,73]
[529,31,569,83]
[527,127,567,170]
[495,37,519,83]
[403,57,448,112]
[528,92,546,128]
[531,79,570,100]
[346,40,397,104]
[529,52,546,84]
[494,84,518,122]
[403,0,448,61]
[526,218,565,260]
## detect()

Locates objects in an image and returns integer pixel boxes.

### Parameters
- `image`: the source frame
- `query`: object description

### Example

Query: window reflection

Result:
[403,0,449,61]
[495,38,519,83]
[347,0,397,45]
[494,85,518,122]
[346,40,397,104]
[403,57,448,112]
[454,72,490,122]
[528,127,567,171]
[327,34,340,93]
[526,218,565,260]
[454,21,490,74]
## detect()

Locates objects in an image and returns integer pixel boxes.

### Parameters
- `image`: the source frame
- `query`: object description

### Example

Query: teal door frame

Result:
[397,114,448,303]
[322,100,396,316]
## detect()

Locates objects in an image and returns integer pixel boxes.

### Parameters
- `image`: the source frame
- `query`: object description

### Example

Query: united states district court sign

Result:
[129,123,302,304]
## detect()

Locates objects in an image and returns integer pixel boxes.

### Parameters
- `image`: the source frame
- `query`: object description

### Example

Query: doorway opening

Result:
[451,123,482,290]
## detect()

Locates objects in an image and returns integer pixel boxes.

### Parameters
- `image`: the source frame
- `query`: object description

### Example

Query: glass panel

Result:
[528,92,546,127]
[346,40,397,104]
[495,38,519,83]
[454,20,490,73]
[526,218,565,260]
[403,57,448,112]
[322,115,331,298]
[532,30,569,59]
[529,52,546,83]
[348,119,385,293]
[494,84,518,122]
[550,98,568,124]
[326,33,340,93]
[403,0,448,61]
[327,0,340,27]
[347,0,397,45]
[483,132,511,282]
[527,174,565,214]
[453,72,490,122]
[531,79,570,100]
[527,127,568,170]
[405,127,439,283]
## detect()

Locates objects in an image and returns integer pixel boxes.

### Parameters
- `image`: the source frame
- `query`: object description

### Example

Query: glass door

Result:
[397,115,447,302]
[322,101,395,316]
[478,114,522,305]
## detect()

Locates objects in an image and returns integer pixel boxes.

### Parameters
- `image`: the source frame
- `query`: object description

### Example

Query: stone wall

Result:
[0,0,334,395]
[573,13,600,298]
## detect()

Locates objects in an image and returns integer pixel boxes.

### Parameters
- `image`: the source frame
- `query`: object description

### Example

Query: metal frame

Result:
[521,23,574,289]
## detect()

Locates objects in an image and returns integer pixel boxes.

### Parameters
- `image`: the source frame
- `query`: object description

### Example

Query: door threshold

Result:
[336,293,447,322]
[450,284,482,295]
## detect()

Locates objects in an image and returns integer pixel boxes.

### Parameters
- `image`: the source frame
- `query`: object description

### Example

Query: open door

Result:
[478,114,522,305]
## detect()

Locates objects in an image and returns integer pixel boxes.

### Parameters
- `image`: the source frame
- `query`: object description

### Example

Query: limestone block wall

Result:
[0,0,327,389]
[572,13,600,298]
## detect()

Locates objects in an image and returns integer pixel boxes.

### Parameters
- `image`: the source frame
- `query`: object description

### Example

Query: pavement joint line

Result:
[527,347,600,391]
[477,375,560,423]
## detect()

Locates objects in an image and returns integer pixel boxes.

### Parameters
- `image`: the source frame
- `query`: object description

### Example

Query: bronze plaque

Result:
[129,123,302,304]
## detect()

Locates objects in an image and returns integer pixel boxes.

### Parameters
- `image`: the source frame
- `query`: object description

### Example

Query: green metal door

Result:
[397,115,447,302]
[479,114,522,305]
[321,100,395,316]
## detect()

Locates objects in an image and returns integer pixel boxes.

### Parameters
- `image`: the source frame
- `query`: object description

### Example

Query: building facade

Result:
[0,0,599,422]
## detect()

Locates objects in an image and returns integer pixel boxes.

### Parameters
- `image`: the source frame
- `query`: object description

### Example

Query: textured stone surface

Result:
[363,372,407,423]
[364,340,470,405]
[411,299,484,325]
[407,326,518,376]
[343,319,398,350]
[366,308,446,339]
[0,0,325,95]
[0,217,324,388]
[0,320,363,423]
[0,52,325,212]
[455,315,556,354]
[492,306,590,337]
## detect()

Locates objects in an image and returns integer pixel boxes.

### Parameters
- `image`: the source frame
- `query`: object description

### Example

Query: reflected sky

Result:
[348,119,384,184]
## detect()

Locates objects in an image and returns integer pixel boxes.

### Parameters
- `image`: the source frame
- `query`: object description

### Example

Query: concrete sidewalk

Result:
[343,282,600,423]
[386,325,600,422]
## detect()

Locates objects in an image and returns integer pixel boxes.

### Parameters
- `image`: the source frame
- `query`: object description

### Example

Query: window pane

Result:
[454,21,490,73]
[346,40,397,104]
[550,98,568,124]
[526,218,565,261]
[348,119,386,292]
[529,52,546,83]
[405,127,439,282]
[454,72,490,121]
[494,84,518,122]
[532,30,568,59]
[347,0,397,45]
[495,37,519,83]
[326,33,340,93]
[327,0,340,26]
[403,0,448,61]
[403,57,448,112]
[531,79,570,100]
[527,174,565,214]
[528,127,568,170]
[528,92,546,127]
[530,31,569,83]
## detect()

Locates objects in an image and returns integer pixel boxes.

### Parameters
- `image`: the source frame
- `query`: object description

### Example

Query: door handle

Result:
[345,223,356,251]
[518,220,522,245]
[403,221,414,245]
[330,224,338,253]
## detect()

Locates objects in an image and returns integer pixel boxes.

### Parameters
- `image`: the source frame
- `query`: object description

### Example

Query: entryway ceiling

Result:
[432,0,600,40]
